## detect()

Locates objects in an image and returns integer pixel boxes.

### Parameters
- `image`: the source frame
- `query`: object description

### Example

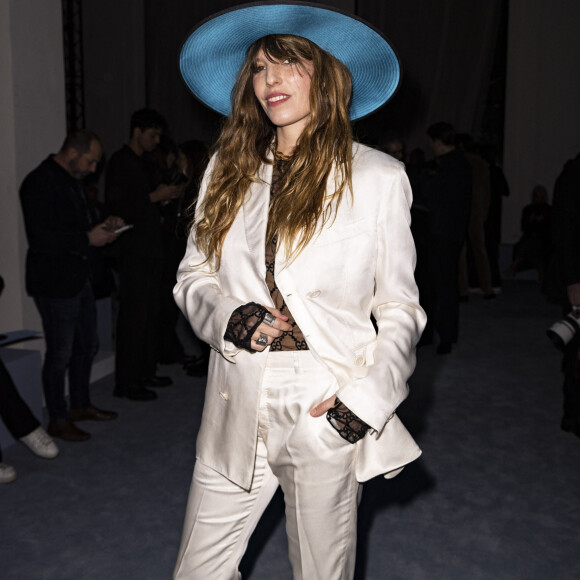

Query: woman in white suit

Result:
[173,3,426,579]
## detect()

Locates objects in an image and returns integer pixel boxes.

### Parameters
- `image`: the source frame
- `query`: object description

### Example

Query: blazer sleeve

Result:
[20,169,90,256]
[336,164,427,433]
[173,156,245,361]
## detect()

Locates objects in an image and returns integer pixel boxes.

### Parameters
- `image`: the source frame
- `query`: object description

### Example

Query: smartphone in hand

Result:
[114,224,134,234]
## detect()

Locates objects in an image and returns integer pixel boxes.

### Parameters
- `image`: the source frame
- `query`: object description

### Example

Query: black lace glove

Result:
[326,398,370,443]
[224,302,269,352]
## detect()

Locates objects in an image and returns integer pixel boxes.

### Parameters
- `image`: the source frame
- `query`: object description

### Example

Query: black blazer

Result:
[421,148,472,243]
[552,153,580,289]
[20,156,92,298]
[105,145,162,262]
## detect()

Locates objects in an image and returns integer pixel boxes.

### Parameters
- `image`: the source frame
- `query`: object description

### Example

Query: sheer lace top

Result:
[265,159,309,351]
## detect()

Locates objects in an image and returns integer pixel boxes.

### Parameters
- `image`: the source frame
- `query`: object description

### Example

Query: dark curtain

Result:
[142,0,240,146]
[355,0,502,149]
[144,0,502,151]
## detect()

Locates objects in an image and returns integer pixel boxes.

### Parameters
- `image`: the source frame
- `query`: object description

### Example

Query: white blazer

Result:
[174,143,427,490]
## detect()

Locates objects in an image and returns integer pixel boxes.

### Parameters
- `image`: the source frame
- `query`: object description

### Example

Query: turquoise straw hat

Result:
[179,1,400,120]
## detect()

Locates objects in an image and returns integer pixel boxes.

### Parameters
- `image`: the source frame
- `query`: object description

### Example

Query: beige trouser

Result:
[174,351,360,580]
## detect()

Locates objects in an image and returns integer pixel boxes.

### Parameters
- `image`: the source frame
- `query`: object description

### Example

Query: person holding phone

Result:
[19,130,121,442]
[105,109,182,401]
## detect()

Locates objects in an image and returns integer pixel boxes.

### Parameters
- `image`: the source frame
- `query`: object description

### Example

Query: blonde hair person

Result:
[173,4,426,579]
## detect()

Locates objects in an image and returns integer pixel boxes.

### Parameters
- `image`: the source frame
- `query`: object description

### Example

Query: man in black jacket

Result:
[105,109,181,401]
[421,122,472,354]
[20,131,122,442]
[551,152,580,438]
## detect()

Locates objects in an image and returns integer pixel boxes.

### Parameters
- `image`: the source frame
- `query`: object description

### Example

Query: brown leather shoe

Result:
[69,405,118,422]
[47,420,91,442]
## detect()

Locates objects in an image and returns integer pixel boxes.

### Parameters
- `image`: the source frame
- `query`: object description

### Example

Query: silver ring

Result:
[263,312,275,327]
[256,333,268,347]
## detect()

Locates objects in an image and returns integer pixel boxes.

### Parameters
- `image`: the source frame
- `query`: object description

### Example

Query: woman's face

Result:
[252,49,314,142]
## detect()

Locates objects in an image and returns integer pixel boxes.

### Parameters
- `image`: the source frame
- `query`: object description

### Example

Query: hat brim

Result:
[179,1,400,121]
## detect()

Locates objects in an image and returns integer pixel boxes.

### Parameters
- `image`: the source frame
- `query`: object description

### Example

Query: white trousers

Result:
[174,351,360,580]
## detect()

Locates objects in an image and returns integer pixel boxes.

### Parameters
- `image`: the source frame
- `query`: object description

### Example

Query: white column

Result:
[0,0,67,334]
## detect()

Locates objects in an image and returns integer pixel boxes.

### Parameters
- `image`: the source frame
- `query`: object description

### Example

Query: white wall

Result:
[0,1,22,329]
[0,0,66,334]
[503,0,580,243]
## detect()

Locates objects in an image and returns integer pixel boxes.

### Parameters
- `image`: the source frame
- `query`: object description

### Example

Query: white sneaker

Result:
[0,463,17,483]
[20,426,59,459]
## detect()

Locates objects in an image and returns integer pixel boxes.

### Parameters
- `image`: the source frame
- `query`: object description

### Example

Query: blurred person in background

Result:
[19,131,121,442]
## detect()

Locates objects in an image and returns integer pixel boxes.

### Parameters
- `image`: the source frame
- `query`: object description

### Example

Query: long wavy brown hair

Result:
[194,34,353,268]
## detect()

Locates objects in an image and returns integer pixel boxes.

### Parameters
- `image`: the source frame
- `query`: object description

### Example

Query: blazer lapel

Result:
[66,181,91,229]
[275,161,340,280]
[242,160,273,279]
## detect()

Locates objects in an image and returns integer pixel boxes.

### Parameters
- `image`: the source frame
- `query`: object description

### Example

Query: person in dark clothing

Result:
[19,131,121,442]
[456,133,494,299]
[0,357,61,483]
[175,140,210,234]
[421,122,472,354]
[85,176,117,300]
[105,109,181,401]
[551,152,580,438]
[480,144,510,290]
[0,276,59,483]
[174,140,211,377]
[505,185,552,280]
[145,136,188,366]
[382,130,406,162]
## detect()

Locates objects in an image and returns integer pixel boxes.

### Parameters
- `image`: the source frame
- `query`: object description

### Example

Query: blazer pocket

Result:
[309,218,367,248]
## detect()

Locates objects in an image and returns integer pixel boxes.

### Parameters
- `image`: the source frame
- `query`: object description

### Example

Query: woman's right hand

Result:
[224,303,292,352]
[250,306,292,351]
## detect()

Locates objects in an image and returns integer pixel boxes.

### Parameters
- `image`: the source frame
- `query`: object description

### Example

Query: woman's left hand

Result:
[310,395,337,417]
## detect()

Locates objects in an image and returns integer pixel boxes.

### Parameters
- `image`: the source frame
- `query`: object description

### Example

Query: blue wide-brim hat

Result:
[179,1,400,121]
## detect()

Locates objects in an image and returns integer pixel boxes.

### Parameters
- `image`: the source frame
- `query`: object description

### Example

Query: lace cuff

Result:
[224,302,268,352]
[326,398,370,444]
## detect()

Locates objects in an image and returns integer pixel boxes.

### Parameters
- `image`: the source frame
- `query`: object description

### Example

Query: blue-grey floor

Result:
[1,280,579,579]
